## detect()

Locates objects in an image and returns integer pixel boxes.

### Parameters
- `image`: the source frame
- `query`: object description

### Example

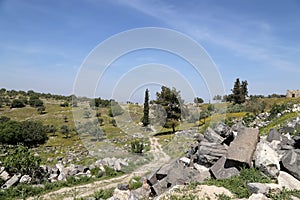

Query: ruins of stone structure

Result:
[286,90,300,98]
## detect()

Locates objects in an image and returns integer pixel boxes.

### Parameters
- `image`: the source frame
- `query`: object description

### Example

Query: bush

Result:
[29,96,44,107]
[10,99,25,108]
[131,139,144,154]
[129,176,143,190]
[94,188,114,200]
[60,101,69,107]
[0,145,41,176]
[268,104,288,120]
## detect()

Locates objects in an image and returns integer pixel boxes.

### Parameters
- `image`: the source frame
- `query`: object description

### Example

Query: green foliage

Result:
[0,145,41,176]
[29,96,44,108]
[11,99,25,108]
[94,188,114,200]
[0,119,48,147]
[204,168,271,198]
[268,104,288,120]
[231,78,248,104]
[37,105,45,114]
[104,166,121,177]
[227,104,245,113]
[129,176,143,190]
[61,125,70,138]
[243,113,256,127]
[267,188,300,200]
[194,97,204,104]
[216,194,232,200]
[244,98,266,115]
[155,86,184,132]
[60,101,69,107]
[90,167,104,178]
[142,89,150,126]
[131,139,144,154]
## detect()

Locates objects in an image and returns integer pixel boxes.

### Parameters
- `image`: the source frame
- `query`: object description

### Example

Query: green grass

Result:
[259,112,299,135]
[204,168,272,198]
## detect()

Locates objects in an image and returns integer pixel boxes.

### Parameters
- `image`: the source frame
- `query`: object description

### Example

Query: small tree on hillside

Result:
[155,86,184,133]
[142,89,150,126]
[61,125,70,138]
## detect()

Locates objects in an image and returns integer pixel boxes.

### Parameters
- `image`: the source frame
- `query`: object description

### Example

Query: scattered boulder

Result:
[266,129,282,142]
[214,122,231,137]
[210,156,240,179]
[254,141,280,178]
[278,171,300,190]
[227,127,259,167]
[281,149,300,180]
[197,141,228,167]
[204,127,224,143]
[247,182,270,194]
[19,175,32,184]
[0,170,10,181]
[1,173,21,189]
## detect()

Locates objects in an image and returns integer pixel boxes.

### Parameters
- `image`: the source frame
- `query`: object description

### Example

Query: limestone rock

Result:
[210,156,240,179]
[204,127,224,143]
[247,182,270,194]
[254,141,280,178]
[248,193,271,200]
[278,171,300,190]
[1,173,21,189]
[19,175,32,184]
[227,127,259,166]
[281,149,300,180]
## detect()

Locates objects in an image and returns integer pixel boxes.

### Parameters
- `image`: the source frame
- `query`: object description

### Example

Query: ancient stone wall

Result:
[286,90,300,98]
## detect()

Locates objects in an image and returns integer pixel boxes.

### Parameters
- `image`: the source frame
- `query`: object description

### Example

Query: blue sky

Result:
[0,0,300,102]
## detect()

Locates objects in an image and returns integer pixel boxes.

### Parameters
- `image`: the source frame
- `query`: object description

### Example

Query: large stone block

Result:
[210,156,240,179]
[281,149,300,180]
[227,127,259,166]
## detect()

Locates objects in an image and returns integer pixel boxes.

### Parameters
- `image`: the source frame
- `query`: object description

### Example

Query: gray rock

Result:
[19,175,32,184]
[179,157,191,165]
[227,127,259,166]
[0,170,10,181]
[278,171,300,190]
[266,129,282,142]
[214,122,231,137]
[57,173,66,181]
[197,141,228,167]
[0,167,4,174]
[156,163,172,180]
[280,126,295,134]
[146,168,160,186]
[166,162,186,185]
[1,173,21,189]
[247,182,270,194]
[117,183,129,190]
[210,156,240,179]
[281,149,300,180]
[204,127,224,143]
[152,177,168,196]
[85,197,96,200]
[254,141,280,178]
[194,163,211,180]
[114,160,121,171]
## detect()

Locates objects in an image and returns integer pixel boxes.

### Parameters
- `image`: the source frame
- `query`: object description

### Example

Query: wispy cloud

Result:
[116,0,300,73]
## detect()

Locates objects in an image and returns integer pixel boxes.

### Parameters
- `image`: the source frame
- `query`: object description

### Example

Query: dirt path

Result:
[28,135,170,200]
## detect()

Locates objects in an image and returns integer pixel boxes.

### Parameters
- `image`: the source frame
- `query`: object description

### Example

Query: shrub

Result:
[129,176,143,190]
[131,139,144,154]
[10,99,25,108]
[268,104,287,120]
[94,188,114,200]
[29,96,44,107]
[0,145,41,176]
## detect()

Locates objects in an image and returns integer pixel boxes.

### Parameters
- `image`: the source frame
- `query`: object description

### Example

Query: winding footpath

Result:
[27,135,170,200]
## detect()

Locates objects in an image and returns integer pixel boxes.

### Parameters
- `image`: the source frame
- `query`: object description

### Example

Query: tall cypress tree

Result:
[142,89,150,126]
[231,78,248,104]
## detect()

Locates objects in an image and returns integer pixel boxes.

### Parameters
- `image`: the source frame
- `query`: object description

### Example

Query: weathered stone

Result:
[210,156,240,179]
[114,159,121,171]
[247,182,270,194]
[281,149,300,180]
[152,177,168,196]
[197,141,228,166]
[166,162,186,186]
[19,175,32,184]
[57,173,66,181]
[267,129,282,142]
[118,183,129,190]
[254,141,280,178]
[204,127,224,143]
[248,193,271,200]
[112,188,131,200]
[146,168,160,186]
[1,173,21,189]
[214,122,231,137]
[156,163,172,180]
[280,126,295,134]
[193,163,211,181]
[278,171,300,190]
[227,127,259,166]
[294,135,300,149]
[0,167,4,174]
[179,157,190,165]
[0,170,10,181]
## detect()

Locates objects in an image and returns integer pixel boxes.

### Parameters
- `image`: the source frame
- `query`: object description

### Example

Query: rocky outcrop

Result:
[281,149,300,180]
